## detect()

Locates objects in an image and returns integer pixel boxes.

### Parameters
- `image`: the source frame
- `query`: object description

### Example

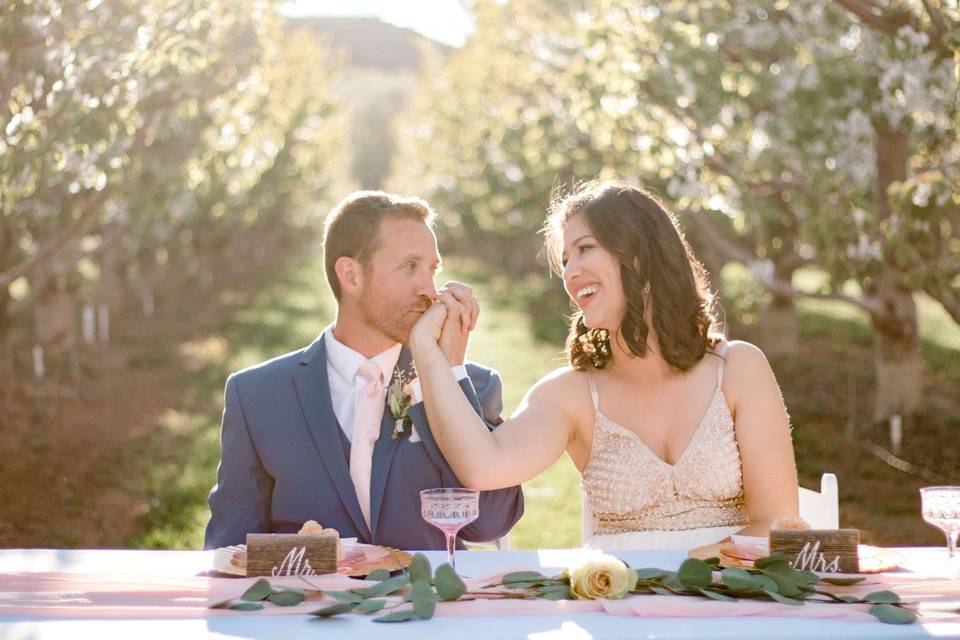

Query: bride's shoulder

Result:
[717,340,778,395]
[721,340,769,364]
[528,366,592,403]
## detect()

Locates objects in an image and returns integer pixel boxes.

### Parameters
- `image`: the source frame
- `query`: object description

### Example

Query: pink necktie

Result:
[349,360,385,531]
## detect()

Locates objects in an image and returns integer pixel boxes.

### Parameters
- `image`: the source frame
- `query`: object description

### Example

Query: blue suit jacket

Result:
[204,333,524,549]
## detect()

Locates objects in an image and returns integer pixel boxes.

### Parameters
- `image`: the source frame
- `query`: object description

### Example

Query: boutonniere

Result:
[387,365,416,440]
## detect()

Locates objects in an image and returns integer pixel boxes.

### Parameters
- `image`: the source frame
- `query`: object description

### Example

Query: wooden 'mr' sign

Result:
[769,529,860,573]
[245,533,338,577]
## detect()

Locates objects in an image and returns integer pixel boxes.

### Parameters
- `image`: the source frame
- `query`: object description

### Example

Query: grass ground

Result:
[121,254,960,551]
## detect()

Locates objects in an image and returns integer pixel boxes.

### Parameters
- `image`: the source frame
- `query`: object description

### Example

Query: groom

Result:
[204,191,523,550]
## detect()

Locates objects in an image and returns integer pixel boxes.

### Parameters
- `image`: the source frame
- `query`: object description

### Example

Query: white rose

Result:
[566,554,637,600]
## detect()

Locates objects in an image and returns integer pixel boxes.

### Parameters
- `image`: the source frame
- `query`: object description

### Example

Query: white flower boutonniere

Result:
[387,366,416,440]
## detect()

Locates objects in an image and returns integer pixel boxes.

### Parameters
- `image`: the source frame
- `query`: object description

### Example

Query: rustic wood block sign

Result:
[245,533,338,577]
[769,529,860,573]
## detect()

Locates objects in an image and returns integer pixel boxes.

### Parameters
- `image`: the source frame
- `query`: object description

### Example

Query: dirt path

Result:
[0,307,212,548]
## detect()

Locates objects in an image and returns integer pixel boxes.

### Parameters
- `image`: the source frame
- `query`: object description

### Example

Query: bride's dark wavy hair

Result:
[544,180,722,372]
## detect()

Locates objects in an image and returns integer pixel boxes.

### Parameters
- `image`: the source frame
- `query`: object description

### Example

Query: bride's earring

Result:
[641,282,651,294]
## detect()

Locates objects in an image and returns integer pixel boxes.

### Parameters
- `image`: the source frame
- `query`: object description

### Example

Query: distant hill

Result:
[284,16,453,189]
[286,16,451,72]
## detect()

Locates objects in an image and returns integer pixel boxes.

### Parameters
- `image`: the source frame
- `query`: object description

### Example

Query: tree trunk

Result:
[868,267,921,423]
[869,123,920,423]
[0,291,11,391]
[755,259,798,356]
[97,241,127,314]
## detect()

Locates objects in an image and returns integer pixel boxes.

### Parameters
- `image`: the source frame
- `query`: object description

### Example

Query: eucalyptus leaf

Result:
[502,571,547,583]
[410,580,438,619]
[798,571,820,585]
[820,576,867,586]
[408,553,432,585]
[539,585,573,600]
[760,566,804,597]
[208,599,234,609]
[323,590,370,604]
[229,602,265,611]
[754,554,791,570]
[356,575,410,597]
[373,609,419,623]
[752,574,779,592]
[635,568,669,581]
[434,564,468,601]
[268,590,305,606]
[366,569,391,582]
[356,598,387,613]
[240,578,273,602]
[864,590,901,604]
[310,601,358,617]
[869,604,916,624]
[721,567,760,591]
[700,588,737,602]
[676,559,713,589]
[762,589,804,606]
[650,585,675,596]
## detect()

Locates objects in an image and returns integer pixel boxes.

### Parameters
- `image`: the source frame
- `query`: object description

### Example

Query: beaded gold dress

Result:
[581,342,748,550]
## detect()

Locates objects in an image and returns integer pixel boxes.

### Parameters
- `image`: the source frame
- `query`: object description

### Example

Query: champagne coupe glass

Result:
[920,486,960,562]
[420,488,479,570]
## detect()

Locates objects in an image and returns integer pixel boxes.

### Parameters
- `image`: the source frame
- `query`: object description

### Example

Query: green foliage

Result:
[630,556,915,624]
[0,0,350,352]
[206,553,915,625]
[391,0,960,421]
[210,577,316,611]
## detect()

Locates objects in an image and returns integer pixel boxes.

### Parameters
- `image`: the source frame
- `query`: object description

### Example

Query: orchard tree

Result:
[0,0,348,373]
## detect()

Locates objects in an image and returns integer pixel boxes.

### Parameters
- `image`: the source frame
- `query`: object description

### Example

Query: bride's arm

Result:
[726,341,800,536]
[410,301,574,490]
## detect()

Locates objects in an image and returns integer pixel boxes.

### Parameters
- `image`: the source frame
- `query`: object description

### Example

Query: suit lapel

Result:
[292,335,370,540]
[368,346,413,536]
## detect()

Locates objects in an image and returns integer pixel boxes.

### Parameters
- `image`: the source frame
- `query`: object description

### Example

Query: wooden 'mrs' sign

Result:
[245,533,338,577]
[769,529,860,573]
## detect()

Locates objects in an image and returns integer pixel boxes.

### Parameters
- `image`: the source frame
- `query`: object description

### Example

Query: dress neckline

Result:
[585,388,730,472]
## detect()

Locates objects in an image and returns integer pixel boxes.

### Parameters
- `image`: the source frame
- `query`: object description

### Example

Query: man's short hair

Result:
[323,191,437,301]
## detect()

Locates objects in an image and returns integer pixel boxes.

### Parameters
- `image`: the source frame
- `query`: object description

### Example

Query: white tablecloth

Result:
[1,548,958,639]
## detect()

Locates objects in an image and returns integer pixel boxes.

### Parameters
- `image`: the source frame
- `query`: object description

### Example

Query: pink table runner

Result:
[3,569,959,623]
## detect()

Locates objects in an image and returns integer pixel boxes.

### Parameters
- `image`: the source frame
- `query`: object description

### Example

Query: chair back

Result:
[798,472,840,529]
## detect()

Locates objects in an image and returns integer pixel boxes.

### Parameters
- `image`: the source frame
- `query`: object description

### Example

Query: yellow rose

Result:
[566,554,638,600]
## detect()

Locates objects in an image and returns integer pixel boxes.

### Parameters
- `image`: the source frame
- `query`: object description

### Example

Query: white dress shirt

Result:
[324,329,401,442]
[323,327,468,442]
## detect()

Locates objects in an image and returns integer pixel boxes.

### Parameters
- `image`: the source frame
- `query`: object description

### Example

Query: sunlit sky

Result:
[282,0,475,47]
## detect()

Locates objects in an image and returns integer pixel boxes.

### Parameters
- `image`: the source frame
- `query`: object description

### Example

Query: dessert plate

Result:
[212,540,411,577]
[688,540,904,574]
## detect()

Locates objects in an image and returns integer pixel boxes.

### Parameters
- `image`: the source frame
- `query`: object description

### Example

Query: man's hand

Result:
[437,281,479,366]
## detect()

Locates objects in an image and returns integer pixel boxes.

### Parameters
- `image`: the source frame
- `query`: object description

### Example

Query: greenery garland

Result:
[210,553,916,625]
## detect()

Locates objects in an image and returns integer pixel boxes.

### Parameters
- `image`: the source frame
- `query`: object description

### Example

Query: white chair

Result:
[580,472,839,545]
[798,472,840,529]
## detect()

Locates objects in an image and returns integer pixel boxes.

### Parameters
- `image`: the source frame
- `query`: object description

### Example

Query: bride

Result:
[411,180,799,550]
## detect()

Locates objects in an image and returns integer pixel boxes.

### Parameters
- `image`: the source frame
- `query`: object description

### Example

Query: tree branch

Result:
[0,188,108,289]
[836,0,909,35]
[690,212,886,316]
[926,284,960,326]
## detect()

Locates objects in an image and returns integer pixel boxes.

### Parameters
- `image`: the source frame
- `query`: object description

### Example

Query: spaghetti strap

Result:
[714,340,728,387]
[587,373,600,411]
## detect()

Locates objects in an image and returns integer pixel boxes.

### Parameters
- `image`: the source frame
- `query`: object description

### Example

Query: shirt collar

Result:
[324,326,401,385]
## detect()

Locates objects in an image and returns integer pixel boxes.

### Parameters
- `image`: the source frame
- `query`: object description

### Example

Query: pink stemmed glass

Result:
[920,486,960,562]
[420,488,479,570]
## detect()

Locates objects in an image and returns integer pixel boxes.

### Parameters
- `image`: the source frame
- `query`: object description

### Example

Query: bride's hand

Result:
[410,300,448,348]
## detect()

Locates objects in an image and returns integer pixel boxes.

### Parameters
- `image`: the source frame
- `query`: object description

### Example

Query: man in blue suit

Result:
[204,191,523,550]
